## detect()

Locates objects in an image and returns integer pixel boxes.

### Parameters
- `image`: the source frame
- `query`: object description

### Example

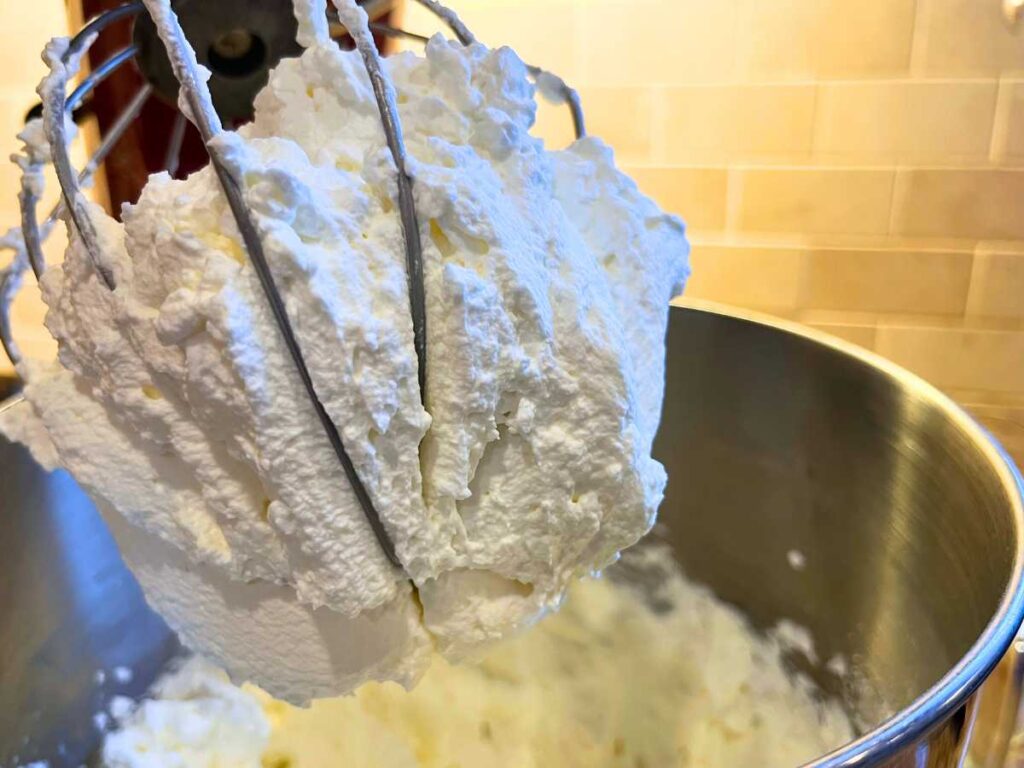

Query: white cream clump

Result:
[7,31,688,701]
[101,658,269,768]
[100,561,854,768]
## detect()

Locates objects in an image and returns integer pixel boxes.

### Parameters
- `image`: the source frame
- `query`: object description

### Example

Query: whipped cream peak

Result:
[4,7,689,701]
[293,0,330,49]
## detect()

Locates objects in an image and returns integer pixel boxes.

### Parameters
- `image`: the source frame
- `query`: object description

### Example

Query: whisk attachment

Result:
[333,0,428,402]
[412,0,475,45]
[43,39,117,289]
[0,232,28,366]
[140,0,406,567]
[1,81,151,368]
[0,0,587,570]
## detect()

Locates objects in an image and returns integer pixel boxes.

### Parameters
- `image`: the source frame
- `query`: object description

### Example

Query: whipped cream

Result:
[4,0,688,701]
[101,657,269,768]
[101,558,854,768]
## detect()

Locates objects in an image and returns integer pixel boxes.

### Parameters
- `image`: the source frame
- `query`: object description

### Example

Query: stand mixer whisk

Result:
[0,0,584,568]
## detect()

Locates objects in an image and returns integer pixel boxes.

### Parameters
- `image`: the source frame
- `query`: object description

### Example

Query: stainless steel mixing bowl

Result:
[2,302,1023,767]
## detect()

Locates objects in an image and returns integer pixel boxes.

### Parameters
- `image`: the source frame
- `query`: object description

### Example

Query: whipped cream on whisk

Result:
[3,0,689,702]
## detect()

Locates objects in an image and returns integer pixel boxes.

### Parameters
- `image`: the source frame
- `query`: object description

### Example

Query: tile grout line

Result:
[963,241,986,318]
[649,85,669,166]
[808,81,823,161]
[887,168,910,237]
[989,76,1014,164]
[724,166,745,232]
[909,0,932,78]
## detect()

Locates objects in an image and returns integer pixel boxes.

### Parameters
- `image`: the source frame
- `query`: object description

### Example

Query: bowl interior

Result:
[654,306,1020,728]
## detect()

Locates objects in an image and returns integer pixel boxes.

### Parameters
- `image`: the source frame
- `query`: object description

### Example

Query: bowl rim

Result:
[674,298,1024,767]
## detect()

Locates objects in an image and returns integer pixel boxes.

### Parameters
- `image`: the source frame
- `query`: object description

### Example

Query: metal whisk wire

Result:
[0,0,585,569]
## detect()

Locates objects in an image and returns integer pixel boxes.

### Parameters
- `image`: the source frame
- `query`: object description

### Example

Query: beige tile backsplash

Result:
[1,0,1021,455]
[663,85,817,163]
[686,244,807,314]
[734,0,918,79]
[735,168,896,235]
[921,0,1024,75]
[967,246,1024,319]
[802,247,974,315]
[813,81,998,162]
[577,0,740,85]
[893,169,1024,239]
